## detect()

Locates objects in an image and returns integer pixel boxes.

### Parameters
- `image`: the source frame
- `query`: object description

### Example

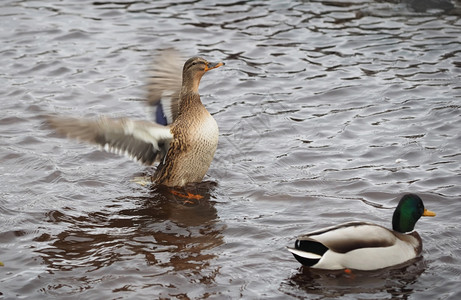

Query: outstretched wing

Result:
[146,48,183,125]
[47,115,173,165]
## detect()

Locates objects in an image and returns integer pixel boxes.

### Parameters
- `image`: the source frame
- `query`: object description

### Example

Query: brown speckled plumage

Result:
[46,53,224,187]
[153,57,223,186]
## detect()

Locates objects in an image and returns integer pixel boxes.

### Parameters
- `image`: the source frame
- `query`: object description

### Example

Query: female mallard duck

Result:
[47,53,224,187]
[287,194,436,270]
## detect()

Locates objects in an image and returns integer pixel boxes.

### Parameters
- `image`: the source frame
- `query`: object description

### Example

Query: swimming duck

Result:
[47,55,224,187]
[287,194,436,271]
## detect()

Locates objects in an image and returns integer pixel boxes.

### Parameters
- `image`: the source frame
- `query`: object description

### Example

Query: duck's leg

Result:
[343,268,356,279]
[170,189,204,205]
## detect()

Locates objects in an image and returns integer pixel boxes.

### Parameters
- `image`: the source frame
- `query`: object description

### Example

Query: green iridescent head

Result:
[392,194,436,233]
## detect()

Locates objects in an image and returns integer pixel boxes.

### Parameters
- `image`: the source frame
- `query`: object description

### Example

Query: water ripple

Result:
[1,0,461,299]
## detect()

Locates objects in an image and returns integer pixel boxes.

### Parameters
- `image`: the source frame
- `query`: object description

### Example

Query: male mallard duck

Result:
[47,54,224,187]
[287,194,436,270]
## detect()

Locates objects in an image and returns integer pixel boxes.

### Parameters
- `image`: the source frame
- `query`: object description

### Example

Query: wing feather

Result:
[297,222,396,253]
[47,115,173,165]
[146,49,182,124]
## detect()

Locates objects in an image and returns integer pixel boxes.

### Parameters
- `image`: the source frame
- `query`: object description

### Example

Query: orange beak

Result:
[204,61,225,71]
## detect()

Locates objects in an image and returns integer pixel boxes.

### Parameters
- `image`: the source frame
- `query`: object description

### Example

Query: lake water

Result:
[1,0,461,299]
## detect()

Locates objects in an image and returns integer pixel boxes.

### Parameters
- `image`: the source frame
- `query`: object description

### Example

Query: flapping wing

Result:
[147,48,183,125]
[47,115,173,165]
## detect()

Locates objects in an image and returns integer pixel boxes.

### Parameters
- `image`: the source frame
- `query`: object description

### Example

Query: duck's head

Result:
[392,194,436,233]
[181,57,225,93]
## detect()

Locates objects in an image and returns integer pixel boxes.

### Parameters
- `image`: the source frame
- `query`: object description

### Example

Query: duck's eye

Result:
[187,61,205,70]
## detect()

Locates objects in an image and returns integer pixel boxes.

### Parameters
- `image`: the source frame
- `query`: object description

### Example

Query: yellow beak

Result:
[423,208,436,217]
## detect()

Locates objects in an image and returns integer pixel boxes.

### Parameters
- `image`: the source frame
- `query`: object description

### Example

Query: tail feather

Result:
[288,239,329,267]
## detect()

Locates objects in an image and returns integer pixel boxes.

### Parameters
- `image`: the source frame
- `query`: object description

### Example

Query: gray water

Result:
[1,0,461,299]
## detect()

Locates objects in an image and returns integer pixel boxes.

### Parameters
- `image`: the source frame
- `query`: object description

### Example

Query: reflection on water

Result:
[283,258,426,299]
[35,182,224,295]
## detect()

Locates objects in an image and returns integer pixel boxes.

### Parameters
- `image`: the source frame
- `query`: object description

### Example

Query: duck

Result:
[47,53,225,188]
[287,194,436,271]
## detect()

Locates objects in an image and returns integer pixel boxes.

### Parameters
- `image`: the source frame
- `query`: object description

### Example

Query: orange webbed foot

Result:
[344,268,355,279]
[170,190,204,205]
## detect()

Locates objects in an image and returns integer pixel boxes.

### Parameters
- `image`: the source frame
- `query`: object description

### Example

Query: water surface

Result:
[1,0,461,299]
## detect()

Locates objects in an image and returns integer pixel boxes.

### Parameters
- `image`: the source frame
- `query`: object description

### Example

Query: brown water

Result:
[1,0,461,299]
